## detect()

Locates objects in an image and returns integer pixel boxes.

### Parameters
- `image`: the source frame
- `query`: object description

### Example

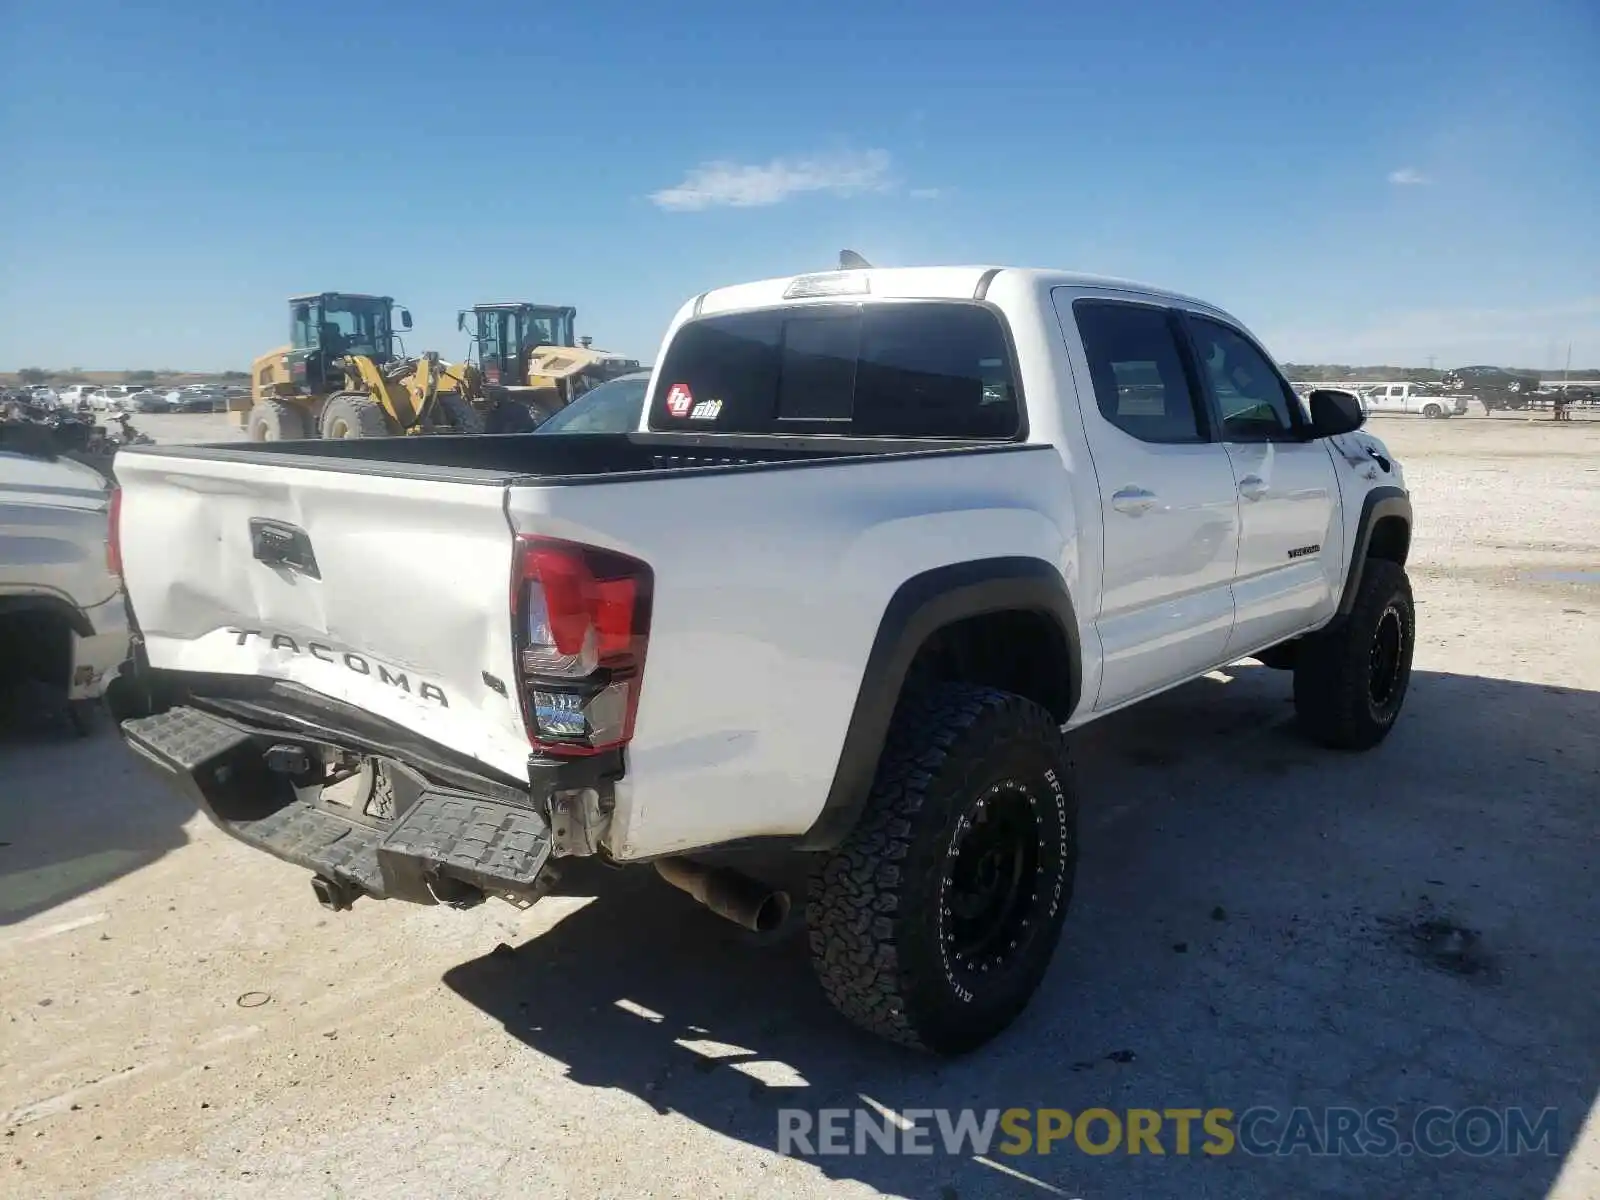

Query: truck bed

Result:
[127,430,1015,485]
[111,431,1066,861]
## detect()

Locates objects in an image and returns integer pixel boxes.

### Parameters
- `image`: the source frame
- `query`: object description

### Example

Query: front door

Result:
[1181,313,1341,658]
[1054,294,1242,711]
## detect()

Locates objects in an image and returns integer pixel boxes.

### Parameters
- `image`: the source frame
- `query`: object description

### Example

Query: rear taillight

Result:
[512,536,653,756]
[106,487,123,577]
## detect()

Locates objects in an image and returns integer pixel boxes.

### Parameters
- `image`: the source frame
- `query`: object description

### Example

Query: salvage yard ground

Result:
[2,414,1596,1200]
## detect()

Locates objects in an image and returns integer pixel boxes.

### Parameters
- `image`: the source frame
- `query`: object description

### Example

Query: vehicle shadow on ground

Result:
[0,691,195,926]
[444,664,1598,1200]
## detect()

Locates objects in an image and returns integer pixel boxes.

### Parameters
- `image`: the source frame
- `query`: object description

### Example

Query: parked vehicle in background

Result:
[58,384,98,408]
[531,370,651,434]
[1443,366,1542,411]
[28,386,62,408]
[0,442,128,732]
[1360,382,1470,418]
[107,261,1416,1054]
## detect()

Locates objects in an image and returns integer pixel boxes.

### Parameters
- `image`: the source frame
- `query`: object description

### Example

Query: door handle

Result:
[1111,486,1157,515]
[1237,475,1268,501]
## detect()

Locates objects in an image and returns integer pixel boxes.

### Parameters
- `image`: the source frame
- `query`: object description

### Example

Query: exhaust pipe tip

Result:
[654,857,791,934]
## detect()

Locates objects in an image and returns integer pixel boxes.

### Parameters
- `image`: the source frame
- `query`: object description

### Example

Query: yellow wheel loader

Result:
[457,302,642,431]
[243,293,487,440]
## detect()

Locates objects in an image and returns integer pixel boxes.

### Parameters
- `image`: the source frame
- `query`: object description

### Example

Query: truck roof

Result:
[287,292,392,304]
[692,266,1234,321]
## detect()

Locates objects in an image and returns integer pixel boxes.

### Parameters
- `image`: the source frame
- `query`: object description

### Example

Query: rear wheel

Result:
[1422,403,1442,419]
[247,399,310,441]
[807,684,1077,1054]
[319,392,393,439]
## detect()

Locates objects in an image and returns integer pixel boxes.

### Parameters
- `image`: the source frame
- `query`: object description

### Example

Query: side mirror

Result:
[399,309,413,330]
[1308,389,1366,437]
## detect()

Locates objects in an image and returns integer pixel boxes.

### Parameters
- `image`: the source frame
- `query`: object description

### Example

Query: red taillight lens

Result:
[106,487,123,577]
[512,536,652,756]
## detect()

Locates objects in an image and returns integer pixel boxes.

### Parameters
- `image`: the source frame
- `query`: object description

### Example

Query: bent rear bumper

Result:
[119,705,554,908]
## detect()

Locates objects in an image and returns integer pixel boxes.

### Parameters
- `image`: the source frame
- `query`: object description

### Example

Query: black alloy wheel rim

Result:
[941,782,1044,987]
[1369,604,1406,709]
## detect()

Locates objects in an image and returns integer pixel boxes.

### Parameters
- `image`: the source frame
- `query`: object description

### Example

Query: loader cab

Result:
[461,302,577,386]
[288,292,410,393]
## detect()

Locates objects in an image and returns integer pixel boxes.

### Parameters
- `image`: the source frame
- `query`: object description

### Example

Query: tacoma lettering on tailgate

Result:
[225,628,450,706]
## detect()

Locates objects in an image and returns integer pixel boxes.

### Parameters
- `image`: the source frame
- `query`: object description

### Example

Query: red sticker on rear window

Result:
[665,382,693,417]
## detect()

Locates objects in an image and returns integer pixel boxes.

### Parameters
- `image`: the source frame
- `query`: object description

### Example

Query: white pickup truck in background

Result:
[1361,382,1472,418]
[107,264,1415,1054]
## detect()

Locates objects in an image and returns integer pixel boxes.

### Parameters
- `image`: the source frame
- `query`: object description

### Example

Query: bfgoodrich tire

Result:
[1293,558,1415,750]
[807,684,1077,1055]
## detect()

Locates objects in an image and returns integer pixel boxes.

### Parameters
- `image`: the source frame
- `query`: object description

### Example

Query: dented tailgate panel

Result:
[113,450,531,780]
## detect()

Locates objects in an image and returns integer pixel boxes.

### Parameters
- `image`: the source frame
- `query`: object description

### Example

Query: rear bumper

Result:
[118,704,554,908]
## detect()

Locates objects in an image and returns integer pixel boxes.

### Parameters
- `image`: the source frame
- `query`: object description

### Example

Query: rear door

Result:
[1179,313,1342,657]
[113,451,532,779]
[1053,293,1241,711]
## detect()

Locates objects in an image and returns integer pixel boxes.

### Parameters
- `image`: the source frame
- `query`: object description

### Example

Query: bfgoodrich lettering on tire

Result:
[806,684,1077,1054]
[1293,558,1415,750]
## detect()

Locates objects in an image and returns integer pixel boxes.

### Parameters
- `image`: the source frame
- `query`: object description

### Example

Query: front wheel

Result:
[1293,558,1415,750]
[807,684,1077,1054]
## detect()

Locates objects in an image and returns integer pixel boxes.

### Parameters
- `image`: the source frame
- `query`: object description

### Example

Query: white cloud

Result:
[650,150,892,211]
[909,187,944,200]
[1387,167,1430,186]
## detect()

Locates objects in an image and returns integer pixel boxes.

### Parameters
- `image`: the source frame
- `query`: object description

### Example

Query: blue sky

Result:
[2,0,1596,372]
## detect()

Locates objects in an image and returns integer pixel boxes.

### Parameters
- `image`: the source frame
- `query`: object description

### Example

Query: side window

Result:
[1071,300,1205,443]
[291,304,313,350]
[1187,317,1299,441]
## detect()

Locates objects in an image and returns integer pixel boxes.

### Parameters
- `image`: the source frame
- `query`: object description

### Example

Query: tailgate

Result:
[114,449,530,779]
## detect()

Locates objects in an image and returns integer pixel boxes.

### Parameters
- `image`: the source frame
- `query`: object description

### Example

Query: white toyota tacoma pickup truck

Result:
[107,265,1414,1054]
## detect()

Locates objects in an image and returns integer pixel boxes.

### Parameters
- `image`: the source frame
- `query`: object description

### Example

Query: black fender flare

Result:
[797,556,1081,851]
[1336,485,1412,617]
[0,592,93,638]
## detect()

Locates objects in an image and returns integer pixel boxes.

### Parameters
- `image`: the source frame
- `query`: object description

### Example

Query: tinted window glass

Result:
[536,375,649,433]
[778,313,857,421]
[647,302,1019,438]
[854,305,1018,437]
[1187,317,1297,440]
[1071,301,1204,443]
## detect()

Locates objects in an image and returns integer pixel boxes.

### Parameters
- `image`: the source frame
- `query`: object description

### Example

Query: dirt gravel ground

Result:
[2,413,1596,1200]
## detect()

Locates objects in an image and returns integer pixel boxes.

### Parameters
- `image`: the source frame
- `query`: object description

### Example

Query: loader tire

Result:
[1293,558,1415,751]
[319,392,392,439]
[247,399,310,441]
[807,683,1077,1055]
[434,391,488,435]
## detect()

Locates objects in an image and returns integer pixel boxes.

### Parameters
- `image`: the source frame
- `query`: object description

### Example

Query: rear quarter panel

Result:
[507,444,1081,859]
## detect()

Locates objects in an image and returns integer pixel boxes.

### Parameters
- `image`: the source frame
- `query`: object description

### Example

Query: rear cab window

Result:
[647,301,1022,439]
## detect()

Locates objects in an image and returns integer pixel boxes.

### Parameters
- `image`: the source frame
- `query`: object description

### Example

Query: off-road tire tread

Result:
[247,399,309,441]
[434,391,488,435]
[1293,558,1413,750]
[806,683,1074,1053]
[320,392,391,439]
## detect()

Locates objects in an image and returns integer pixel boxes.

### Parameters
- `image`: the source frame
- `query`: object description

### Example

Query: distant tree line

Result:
[1281,364,1600,382]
